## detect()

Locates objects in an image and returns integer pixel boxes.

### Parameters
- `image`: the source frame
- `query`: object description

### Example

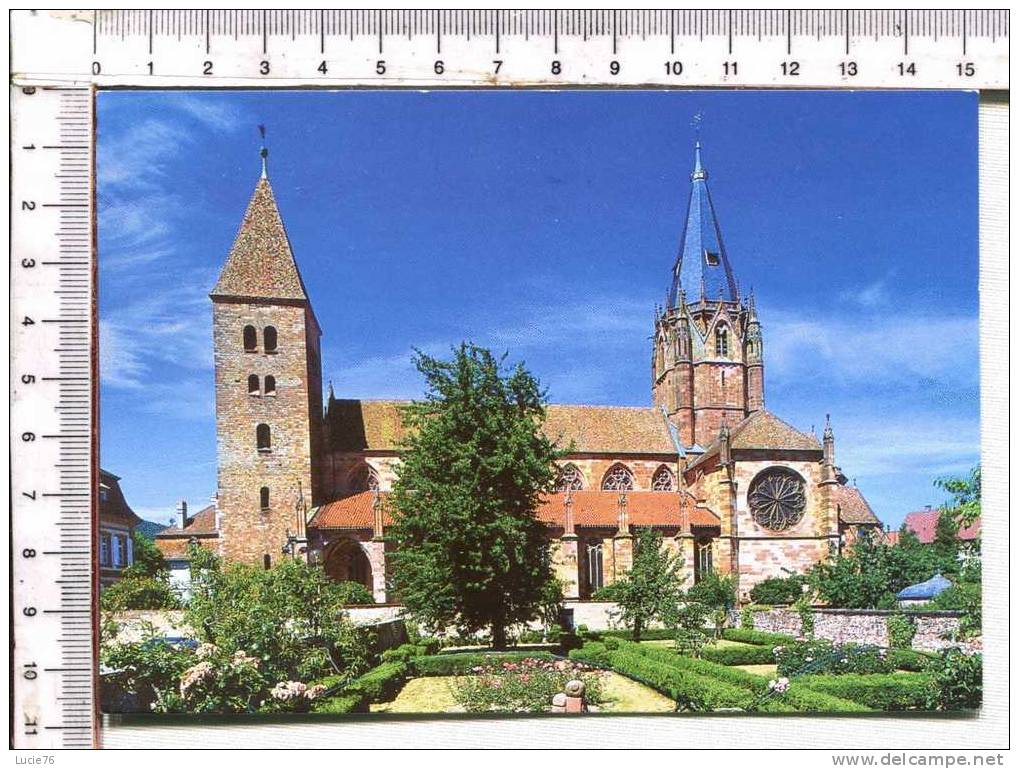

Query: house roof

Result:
[901,508,981,544]
[669,142,738,306]
[308,490,719,531]
[99,469,142,528]
[155,504,219,538]
[833,484,881,526]
[326,399,678,455]
[210,176,310,302]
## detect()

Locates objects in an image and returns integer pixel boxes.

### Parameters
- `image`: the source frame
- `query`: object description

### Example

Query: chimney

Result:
[177,499,189,529]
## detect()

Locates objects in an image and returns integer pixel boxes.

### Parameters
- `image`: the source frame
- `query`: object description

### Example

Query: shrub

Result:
[739,606,755,629]
[412,651,558,677]
[927,583,982,636]
[590,584,621,601]
[673,601,710,657]
[599,627,677,642]
[311,693,367,714]
[924,650,982,711]
[793,599,815,638]
[798,673,930,711]
[450,656,604,713]
[686,573,737,611]
[517,628,544,644]
[773,640,894,677]
[749,574,807,605]
[722,628,796,646]
[344,662,408,703]
[100,575,181,612]
[887,649,931,672]
[886,614,917,650]
[701,644,779,666]
[568,642,610,668]
[780,682,872,713]
[332,581,376,606]
[100,630,194,713]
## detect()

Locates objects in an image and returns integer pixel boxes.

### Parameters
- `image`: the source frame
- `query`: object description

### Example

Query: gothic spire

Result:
[669,140,738,308]
[259,124,268,179]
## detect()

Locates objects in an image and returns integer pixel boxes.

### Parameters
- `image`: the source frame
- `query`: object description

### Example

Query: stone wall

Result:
[746,607,979,653]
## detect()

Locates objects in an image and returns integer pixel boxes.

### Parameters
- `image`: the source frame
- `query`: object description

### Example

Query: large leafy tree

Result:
[609,527,685,641]
[936,465,981,529]
[388,343,564,648]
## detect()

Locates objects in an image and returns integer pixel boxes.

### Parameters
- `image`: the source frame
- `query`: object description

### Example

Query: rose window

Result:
[748,468,807,531]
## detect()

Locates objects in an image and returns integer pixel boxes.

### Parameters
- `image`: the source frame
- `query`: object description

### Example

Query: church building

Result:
[155,141,882,603]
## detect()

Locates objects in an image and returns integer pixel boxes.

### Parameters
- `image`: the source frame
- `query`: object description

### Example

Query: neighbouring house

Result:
[99,469,143,588]
[897,573,954,607]
[153,500,220,599]
[886,506,981,551]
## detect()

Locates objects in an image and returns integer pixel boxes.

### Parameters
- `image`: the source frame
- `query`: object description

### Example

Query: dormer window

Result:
[704,249,720,266]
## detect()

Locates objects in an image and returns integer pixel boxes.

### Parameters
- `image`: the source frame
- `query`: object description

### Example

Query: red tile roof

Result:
[689,409,821,469]
[833,484,881,526]
[326,399,678,455]
[901,509,980,544]
[155,504,219,537]
[308,490,719,531]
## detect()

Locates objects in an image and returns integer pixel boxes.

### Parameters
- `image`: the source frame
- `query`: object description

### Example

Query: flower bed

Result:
[451,657,604,713]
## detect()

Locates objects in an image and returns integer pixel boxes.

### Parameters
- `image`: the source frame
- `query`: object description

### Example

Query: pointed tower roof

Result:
[210,172,310,302]
[669,142,738,307]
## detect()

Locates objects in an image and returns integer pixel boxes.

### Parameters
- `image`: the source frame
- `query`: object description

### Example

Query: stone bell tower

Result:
[209,142,324,566]
[652,142,765,448]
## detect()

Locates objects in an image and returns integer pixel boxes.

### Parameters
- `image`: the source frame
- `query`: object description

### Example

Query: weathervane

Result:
[258,124,268,178]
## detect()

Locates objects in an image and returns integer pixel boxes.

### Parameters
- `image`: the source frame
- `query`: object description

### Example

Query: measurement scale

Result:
[8,8,1008,749]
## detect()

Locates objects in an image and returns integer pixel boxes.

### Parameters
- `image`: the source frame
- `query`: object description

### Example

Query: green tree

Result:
[185,544,371,683]
[388,344,565,649]
[935,466,981,529]
[609,527,685,641]
[100,574,181,611]
[130,532,169,577]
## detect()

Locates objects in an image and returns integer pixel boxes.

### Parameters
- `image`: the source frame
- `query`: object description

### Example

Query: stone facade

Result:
[188,144,885,607]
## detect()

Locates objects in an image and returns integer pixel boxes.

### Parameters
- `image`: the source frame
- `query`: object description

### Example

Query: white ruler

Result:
[10,84,97,749]
[11,9,1010,88]
[7,8,1009,750]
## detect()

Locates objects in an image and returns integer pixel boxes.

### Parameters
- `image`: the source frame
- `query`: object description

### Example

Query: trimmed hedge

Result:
[797,673,931,711]
[412,651,558,677]
[595,627,678,642]
[887,649,932,672]
[345,661,409,703]
[701,644,778,666]
[721,628,796,646]
[311,693,367,714]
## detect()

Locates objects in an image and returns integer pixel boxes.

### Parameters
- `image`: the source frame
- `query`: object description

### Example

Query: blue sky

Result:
[97,90,979,529]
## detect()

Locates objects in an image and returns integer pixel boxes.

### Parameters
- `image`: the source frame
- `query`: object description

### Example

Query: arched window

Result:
[259,486,270,510]
[715,326,729,357]
[264,375,276,396]
[652,465,676,492]
[695,538,713,583]
[243,325,257,352]
[555,463,585,492]
[248,374,260,396]
[601,464,635,491]
[256,423,271,451]
[264,326,278,353]
[348,464,380,493]
[586,540,605,593]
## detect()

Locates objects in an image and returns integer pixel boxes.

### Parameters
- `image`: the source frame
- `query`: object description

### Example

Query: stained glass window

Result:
[555,464,585,492]
[601,464,635,491]
[651,465,675,491]
[748,467,807,531]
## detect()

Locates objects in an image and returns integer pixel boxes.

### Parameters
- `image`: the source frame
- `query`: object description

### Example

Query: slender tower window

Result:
[263,554,272,570]
[259,486,270,510]
[248,374,260,396]
[715,327,729,357]
[264,326,278,352]
[264,375,276,396]
[243,325,257,352]
[256,423,271,451]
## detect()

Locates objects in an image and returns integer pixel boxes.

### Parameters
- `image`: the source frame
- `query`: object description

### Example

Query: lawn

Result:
[641,638,754,649]
[369,672,674,714]
[735,664,779,676]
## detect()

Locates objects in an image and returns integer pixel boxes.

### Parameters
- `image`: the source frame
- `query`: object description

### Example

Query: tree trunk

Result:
[492,622,507,650]
[633,616,643,642]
